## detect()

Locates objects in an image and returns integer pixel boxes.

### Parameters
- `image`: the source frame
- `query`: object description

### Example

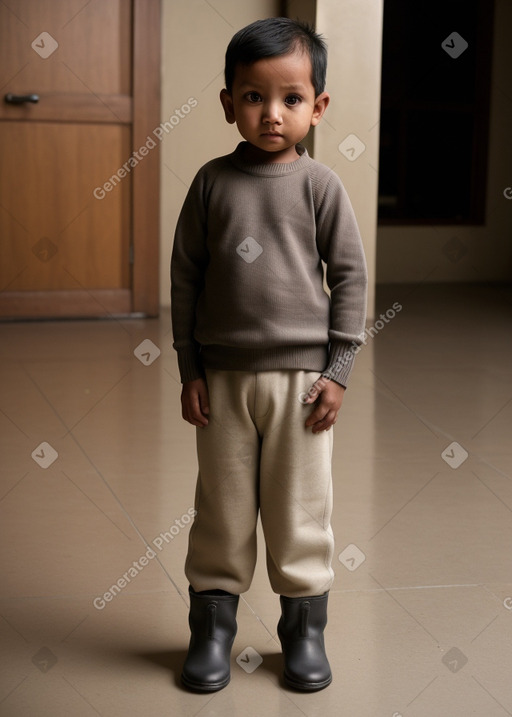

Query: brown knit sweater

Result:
[171,142,367,386]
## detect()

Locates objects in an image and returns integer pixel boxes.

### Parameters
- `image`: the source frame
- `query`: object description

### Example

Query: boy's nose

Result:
[262,101,282,125]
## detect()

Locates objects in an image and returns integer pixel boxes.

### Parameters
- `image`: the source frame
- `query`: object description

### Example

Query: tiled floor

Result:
[1,283,512,716]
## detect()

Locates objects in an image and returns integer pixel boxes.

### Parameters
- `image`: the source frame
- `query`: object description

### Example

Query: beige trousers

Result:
[185,369,335,597]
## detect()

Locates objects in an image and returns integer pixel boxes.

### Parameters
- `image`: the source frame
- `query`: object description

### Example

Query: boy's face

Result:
[220,49,329,163]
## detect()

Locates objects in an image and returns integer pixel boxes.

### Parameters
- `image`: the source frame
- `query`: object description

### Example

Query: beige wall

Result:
[314,0,383,318]
[376,0,512,284]
[160,0,383,319]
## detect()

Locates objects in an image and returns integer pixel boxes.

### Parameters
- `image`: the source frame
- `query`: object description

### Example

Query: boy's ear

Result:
[310,91,330,127]
[220,89,236,124]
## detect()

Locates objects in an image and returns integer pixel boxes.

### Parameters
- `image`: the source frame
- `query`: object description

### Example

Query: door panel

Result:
[0,0,160,318]
[0,0,131,97]
[0,121,131,291]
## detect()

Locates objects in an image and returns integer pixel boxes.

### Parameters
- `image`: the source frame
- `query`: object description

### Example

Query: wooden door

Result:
[0,0,160,318]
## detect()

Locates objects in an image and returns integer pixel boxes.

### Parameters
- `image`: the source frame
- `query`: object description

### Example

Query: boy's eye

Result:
[245,92,262,103]
[285,94,302,106]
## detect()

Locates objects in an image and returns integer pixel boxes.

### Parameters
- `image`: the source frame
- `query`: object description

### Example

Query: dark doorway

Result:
[378,0,494,225]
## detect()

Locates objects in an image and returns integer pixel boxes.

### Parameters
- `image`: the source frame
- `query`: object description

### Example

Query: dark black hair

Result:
[224,17,327,97]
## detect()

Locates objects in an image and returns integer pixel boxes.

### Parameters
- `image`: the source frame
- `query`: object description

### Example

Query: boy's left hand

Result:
[303,377,345,433]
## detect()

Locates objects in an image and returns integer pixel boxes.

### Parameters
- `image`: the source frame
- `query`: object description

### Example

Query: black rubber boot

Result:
[277,592,332,691]
[181,586,239,692]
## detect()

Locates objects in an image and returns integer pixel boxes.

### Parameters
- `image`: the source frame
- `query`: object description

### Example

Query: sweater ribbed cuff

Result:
[176,345,204,384]
[323,340,358,387]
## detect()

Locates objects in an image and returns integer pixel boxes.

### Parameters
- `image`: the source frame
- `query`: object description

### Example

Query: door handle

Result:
[4,93,40,104]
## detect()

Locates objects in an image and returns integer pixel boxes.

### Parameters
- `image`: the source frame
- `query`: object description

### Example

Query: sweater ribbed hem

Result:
[200,344,329,375]
[176,341,361,386]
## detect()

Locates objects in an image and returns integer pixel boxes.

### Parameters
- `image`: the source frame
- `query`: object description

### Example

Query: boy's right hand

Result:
[181,378,210,427]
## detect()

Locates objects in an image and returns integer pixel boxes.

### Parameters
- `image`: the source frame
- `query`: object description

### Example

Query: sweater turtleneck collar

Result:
[229,141,311,177]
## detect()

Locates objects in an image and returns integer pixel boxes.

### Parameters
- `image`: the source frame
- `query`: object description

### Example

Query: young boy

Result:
[171,17,367,693]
